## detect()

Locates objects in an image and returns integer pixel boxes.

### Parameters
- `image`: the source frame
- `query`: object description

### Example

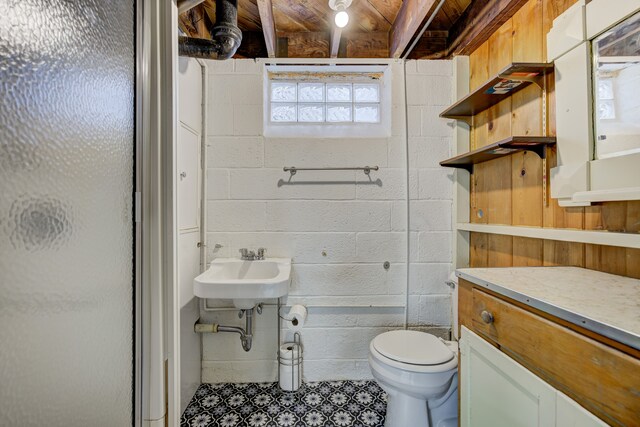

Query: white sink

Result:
[194,258,291,308]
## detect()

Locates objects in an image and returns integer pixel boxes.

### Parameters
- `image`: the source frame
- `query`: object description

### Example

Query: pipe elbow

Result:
[241,335,252,352]
[178,0,242,60]
[212,26,242,60]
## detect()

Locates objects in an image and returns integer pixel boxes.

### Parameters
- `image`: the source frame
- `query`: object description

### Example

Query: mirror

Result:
[592,11,640,160]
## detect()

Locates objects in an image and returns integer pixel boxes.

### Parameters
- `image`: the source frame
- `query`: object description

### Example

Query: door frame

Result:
[134,0,144,423]
[136,0,179,425]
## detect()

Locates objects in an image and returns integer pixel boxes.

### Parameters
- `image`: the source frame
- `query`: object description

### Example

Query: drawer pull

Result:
[481,310,494,324]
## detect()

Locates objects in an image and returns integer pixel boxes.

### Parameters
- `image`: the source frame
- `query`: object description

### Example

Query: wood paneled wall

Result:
[467,0,640,279]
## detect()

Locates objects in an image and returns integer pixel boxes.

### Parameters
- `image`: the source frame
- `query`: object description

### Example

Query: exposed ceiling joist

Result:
[256,0,277,57]
[178,0,480,59]
[389,0,441,58]
[447,0,529,56]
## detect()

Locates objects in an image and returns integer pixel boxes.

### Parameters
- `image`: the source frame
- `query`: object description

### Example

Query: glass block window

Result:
[269,81,381,124]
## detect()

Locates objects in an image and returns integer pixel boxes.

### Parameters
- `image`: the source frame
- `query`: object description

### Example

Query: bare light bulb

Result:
[335,10,349,28]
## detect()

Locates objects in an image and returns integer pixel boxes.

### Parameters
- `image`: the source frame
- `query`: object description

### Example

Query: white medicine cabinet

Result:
[548,0,640,205]
[592,12,640,161]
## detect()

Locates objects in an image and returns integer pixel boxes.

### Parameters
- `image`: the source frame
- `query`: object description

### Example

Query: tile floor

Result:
[181,380,387,427]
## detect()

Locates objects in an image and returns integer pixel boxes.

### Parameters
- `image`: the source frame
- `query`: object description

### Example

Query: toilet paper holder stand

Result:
[277,299,304,392]
[277,332,303,391]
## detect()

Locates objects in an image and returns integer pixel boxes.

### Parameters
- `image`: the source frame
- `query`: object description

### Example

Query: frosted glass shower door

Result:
[0,1,136,425]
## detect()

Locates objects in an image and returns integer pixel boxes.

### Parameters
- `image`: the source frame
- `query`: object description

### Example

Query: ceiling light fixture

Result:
[329,0,352,28]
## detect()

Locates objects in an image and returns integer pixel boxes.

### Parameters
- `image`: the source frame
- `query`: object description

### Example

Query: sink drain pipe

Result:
[194,306,256,352]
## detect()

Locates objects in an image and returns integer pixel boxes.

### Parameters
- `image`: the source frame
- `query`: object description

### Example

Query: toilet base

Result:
[385,390,429,427]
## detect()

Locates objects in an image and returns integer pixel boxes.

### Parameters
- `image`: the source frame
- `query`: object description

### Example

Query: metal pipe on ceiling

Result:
[179,0,242,60]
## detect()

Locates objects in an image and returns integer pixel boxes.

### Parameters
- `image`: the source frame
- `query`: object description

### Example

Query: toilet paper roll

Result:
[279,343,301,362]
[279,362,301,391]
[285,305,307,331]
[278,343,302,391]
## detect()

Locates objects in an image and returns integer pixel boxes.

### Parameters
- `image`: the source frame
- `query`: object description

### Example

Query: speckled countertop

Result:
[456,266,640,351]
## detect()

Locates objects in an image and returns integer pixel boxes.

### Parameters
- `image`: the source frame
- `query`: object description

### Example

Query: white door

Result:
[177,57,204,414]
[460,327,556,427]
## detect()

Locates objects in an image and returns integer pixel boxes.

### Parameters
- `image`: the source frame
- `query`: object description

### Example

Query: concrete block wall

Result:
[201,59,454,383]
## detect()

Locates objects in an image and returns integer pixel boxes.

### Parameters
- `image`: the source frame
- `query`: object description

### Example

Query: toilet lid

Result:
[372,330,454,366]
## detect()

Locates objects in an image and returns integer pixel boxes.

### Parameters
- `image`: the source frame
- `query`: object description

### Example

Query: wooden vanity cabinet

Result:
[458,278,640,427]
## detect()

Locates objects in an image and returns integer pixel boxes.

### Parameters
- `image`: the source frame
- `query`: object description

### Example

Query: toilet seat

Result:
[373,330,454,365]
[370,331,457,373]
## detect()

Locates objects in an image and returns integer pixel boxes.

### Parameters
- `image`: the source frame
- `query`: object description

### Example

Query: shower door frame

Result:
[135,0,181,425]
[134,0,144,424]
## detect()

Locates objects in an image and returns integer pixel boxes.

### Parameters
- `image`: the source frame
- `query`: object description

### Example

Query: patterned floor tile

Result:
[181,380,387,427]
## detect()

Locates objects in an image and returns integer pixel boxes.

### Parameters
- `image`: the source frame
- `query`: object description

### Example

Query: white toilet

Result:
[369,331,458,427]
[369,276,459,427]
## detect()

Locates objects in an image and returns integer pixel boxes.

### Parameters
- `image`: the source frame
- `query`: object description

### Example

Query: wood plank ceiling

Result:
[178,0,528,59]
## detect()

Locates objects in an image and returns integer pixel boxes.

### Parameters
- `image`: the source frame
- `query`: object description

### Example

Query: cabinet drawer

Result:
[467,287,640,427]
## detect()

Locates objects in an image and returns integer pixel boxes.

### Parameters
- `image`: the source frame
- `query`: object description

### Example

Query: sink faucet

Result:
[239,248,266,260]
[239,248,255,260]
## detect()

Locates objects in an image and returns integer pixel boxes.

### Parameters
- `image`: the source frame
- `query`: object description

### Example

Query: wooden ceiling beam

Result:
[330,27,342,58]
[447,0,529,56]
[389,0,441,58]
[256,0,277,57]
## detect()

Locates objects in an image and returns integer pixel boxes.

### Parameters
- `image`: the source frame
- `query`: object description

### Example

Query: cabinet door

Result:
[177,124,201,231]
[556,392,609,427]
[461,327,556,427]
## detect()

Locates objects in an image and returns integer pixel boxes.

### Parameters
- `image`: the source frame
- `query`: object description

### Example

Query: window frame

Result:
[269,81,382,124]
[263,65,392,139]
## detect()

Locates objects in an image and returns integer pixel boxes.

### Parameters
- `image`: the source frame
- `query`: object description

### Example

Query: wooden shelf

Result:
[455,223,640,250]
[440,136,556,172]
[440,63,554,123]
